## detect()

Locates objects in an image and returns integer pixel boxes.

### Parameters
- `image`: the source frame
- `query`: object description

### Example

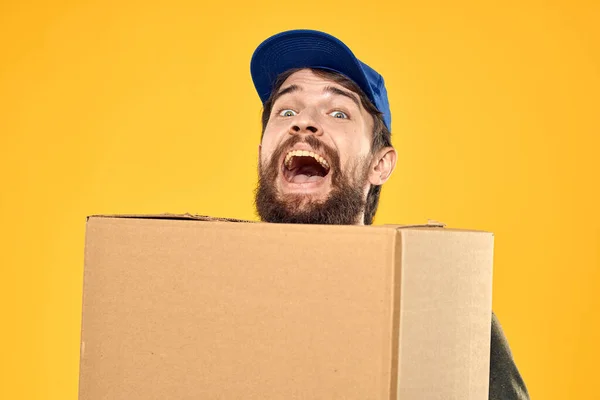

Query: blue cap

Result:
[250,29,392,131]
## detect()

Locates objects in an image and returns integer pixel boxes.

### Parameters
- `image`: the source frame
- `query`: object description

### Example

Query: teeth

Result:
[284,149,330,170]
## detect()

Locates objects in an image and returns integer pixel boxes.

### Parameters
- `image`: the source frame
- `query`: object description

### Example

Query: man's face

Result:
[255,69,376,225]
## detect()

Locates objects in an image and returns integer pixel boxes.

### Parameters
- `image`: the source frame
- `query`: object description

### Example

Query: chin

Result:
[280,191,329,211]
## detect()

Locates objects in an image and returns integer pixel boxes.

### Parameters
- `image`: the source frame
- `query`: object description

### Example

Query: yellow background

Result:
[1,0,598,399]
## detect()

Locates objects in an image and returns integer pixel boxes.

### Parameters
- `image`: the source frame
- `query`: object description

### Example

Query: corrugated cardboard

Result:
[79,215,494,400]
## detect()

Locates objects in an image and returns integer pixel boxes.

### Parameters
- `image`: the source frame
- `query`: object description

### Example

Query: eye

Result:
[329,110,348,119]
[279,109,297,117]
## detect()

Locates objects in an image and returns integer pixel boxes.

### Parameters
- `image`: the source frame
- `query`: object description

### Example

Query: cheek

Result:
[335,134,372,169]
[262,118,285,144]
[261,118,292,159]
[259,136,279,166]
[259,143,272,166]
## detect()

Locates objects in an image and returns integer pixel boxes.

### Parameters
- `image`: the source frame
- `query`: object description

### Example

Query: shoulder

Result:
[488,312,530,400]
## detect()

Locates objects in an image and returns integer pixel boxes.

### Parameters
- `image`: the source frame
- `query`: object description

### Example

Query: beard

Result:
[255,135,370,225]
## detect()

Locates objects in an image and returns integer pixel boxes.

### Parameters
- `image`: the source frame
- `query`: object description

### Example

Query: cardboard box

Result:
[79,215,494,399]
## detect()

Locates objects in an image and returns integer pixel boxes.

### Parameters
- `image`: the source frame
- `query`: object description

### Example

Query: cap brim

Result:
[250,30,374,104]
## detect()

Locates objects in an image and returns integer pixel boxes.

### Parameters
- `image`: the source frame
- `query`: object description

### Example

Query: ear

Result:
[368,146,397,186]
[258,143,262,157]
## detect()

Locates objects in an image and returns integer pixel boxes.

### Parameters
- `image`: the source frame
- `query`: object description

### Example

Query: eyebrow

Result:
[275,84,301,99]
[324,86,361,108]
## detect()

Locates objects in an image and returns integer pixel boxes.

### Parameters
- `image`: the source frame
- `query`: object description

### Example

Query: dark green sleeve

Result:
[489,312,530,400]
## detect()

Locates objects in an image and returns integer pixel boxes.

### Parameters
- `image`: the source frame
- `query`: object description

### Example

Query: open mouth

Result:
[282,149,331,184]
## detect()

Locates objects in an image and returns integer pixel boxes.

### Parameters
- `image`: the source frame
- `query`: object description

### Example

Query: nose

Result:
[288,110,323,136]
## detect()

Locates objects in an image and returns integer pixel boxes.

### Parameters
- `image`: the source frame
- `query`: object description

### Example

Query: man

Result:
[250,30,529,399]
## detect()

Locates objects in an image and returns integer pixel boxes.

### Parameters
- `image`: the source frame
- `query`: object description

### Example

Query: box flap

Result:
[382,219,447,229]
[87,214,445,228]
[86,213,253,223]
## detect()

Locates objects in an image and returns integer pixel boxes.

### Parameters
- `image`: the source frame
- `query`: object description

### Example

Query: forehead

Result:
[279,69,357,95]
[273,69,367,115]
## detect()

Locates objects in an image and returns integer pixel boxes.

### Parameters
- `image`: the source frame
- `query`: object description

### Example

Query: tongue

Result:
[290,174,323,183]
